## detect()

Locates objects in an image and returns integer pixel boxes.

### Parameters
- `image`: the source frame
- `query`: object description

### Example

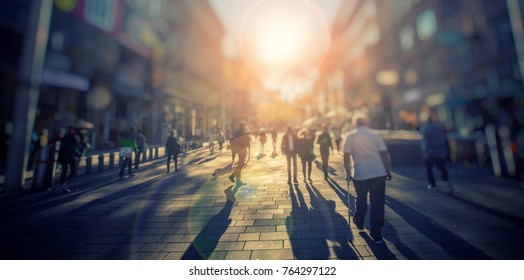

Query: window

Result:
[84,0,116,32]
[416,9,438,40]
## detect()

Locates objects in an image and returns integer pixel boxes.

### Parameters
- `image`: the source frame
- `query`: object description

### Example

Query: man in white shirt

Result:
[344,118,392,244]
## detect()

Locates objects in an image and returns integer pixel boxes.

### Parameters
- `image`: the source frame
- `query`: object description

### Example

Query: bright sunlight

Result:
[239,0,330,94]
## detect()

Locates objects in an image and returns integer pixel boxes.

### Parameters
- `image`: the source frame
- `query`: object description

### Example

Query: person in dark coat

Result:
[297,130,315,182]
[317,125,333,179]
[281,126,299,184]
[57,126,79,193]
[166,130,181,173]
[422,111,453,193]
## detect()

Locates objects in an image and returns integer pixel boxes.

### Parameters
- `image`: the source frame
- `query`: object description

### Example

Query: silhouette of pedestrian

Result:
[259,128,267,155]
[422,111,453,193]
[271,128,278,157]
[282,126,299,184]
[135,129,147,170]
[228,122,250,185]
[166,130,181,173]
[334,127,342,154]
[208,129,215,154]
[344,117,392,244]
[119,128,137,178]
[217,131,225,152]
[56,126,79,193]
[317,125,333,179]
[297,130,315,182]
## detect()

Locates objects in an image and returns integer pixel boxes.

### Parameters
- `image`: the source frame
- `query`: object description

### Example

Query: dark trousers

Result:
[335,139,341,152]
[353,176,386,240]
[166,152,179,173]
[301,158,312,179]
[60,157,76,185]
[135,149,144,169]
[425,157,449,186]
[119,157,132,177]
[233,151,247,179]
[286,153,297,180]
[320,151,329,176]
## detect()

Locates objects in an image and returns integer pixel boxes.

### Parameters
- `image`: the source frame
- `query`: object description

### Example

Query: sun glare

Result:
[239,0,330,92]
[258,23,302,64]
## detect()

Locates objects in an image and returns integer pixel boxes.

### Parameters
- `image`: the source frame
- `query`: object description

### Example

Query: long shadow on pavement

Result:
[359,232,398,260]
[198,155,219,165]
[286,183,329,259]
[313,159,337,176]
[305,183,358,260]
[385,195,493,259]
[325,177,355,216]
[286,182,358,259]
[212,163,233,178]
[181,195,234,259]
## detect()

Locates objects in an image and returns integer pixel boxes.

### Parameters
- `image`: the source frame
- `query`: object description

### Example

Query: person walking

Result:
[134,129,147,170]
[271,128,278,156]
[344,117,392,244]
[56,126,79,193]
[217,131,225,152]
[228,122,250,185]
[281,126,299,184]
[422,111,453,193]
[334,127,342,154]
[297,130,315,182]
[259,129,267,155]
[166,130,181,173]
[119,128,137,178]
[317,125,333,179]
[208,130,215,154]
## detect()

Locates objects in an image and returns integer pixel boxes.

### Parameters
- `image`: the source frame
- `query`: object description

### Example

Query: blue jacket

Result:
[421,121,448,159]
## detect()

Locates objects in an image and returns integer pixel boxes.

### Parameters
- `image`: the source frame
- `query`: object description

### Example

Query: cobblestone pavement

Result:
[1,139,524,260]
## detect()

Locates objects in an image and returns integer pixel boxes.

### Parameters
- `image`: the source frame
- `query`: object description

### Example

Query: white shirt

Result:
[343,127,388,180]
[287,135,294,151]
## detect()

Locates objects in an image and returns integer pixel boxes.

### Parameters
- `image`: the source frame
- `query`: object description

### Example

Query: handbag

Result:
[120,147,132,158]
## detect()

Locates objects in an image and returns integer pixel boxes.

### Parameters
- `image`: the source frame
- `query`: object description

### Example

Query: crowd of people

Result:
[46,113,454,246]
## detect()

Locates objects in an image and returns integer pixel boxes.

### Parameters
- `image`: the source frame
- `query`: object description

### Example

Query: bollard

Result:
[118,153,123,167]
[98,154,104,171]
[154,147,159,159]
[86,156,92,174]
[31,146,56,191]
[148,147,153,160]
[109,152,115,169]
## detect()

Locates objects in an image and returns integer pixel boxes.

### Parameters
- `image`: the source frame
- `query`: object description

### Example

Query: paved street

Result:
[1,138,524,260]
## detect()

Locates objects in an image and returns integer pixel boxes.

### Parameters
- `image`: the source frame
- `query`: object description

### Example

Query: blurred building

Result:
[320,0,524,178]
[162,0,226,142]
[0,0,226,182]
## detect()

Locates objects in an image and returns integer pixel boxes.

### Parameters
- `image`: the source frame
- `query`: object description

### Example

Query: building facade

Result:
[0,0,227,186]
[320,0,523,177]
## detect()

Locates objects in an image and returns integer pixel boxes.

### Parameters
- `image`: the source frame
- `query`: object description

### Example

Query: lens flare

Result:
[239,0,330,89]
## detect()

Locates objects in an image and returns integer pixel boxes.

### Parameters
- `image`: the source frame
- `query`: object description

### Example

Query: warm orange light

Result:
[239,0,330,92]
[257,23,303,65]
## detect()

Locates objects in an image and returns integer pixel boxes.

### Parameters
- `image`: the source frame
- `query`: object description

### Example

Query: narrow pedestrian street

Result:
[1,136,523,260]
